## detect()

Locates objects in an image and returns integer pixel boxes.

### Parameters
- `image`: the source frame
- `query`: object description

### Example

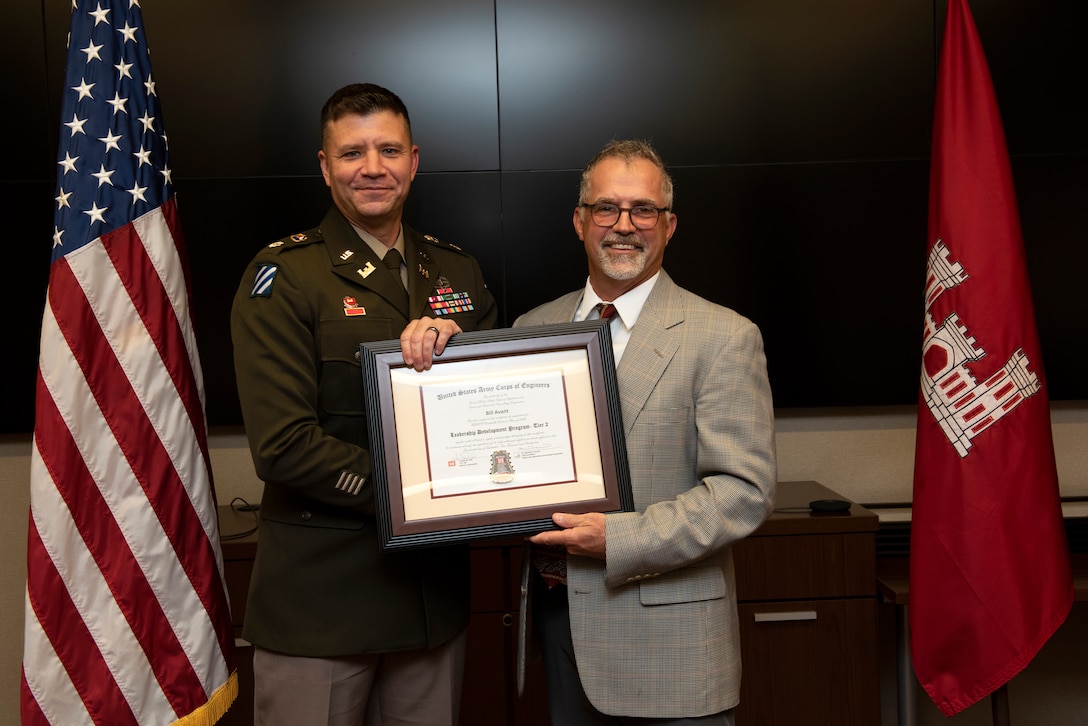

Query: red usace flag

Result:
[22,1,237,723]
[910,0,1073,716]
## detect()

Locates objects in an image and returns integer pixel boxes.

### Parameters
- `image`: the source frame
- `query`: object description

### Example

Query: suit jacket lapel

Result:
[518,278,684,437]
[537,293,582,325]
[616,273,683,437]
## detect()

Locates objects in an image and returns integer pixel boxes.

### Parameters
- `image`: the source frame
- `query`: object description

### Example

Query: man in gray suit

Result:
[515,139,777,725]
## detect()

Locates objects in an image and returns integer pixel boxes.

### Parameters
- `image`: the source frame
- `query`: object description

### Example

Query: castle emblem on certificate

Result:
[489,450,515,483]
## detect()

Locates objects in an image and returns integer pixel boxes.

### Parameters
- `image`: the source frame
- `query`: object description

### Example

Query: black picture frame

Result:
[360,321,633,550]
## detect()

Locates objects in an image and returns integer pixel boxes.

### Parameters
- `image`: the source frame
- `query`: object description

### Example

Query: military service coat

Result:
[231,206,497,656]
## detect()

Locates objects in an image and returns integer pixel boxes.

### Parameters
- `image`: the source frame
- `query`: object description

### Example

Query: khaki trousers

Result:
[252,630,466,726]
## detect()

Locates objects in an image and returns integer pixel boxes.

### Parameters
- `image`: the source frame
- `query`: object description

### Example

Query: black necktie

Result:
[383,248,408,308]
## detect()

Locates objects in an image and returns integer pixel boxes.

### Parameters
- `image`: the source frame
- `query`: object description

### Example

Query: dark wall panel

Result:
[501,160,931,408]
[5,0,61,433]
[501,170,587,319]
[6,0,54,181]
[5,0,1086,433]
[1014,155,1088,401]
[967,0,1088,156]
[140,0,500,177]
[667,161,929,408]
[495,0,934,169]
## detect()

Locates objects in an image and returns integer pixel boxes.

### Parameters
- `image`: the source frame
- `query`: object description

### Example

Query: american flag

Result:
[22,1,238,724]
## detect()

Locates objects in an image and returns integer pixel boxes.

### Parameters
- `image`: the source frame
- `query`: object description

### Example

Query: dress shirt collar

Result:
[575,272,660,327]
[351,223,406,263]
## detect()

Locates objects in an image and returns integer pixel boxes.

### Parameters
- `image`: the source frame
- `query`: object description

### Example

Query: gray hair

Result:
[577,139,674,209]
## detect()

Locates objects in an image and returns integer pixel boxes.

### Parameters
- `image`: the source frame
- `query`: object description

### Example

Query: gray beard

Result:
[595,232,645,281]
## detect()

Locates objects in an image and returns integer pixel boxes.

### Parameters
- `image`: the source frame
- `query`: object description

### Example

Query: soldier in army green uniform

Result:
[230,83,496,726]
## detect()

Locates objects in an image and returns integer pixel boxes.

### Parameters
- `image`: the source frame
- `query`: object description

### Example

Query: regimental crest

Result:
[489,450,515,484]
[343,296,366,317]
[920,239,1041,458]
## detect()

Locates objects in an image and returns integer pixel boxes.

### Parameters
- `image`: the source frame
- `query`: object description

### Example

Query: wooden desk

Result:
[732,481,881,726]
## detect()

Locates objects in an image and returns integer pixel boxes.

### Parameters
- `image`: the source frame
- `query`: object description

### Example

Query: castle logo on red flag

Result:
[920,239,1041,458]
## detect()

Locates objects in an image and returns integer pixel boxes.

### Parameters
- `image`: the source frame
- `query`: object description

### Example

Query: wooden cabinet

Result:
[732,480,881,726]
[219,480,881,726]
[461,541,551,726]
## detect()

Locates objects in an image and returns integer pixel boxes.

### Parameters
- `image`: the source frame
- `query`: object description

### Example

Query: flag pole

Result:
[991,684,1011,726]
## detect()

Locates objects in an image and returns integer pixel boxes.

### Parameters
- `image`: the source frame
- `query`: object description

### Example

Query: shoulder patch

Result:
[251,264,279,298]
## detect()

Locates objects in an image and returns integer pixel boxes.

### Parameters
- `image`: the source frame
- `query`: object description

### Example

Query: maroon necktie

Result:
[597,302,616,320]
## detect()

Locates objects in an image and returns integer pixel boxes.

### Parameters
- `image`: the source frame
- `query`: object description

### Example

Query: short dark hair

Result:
[578,139,674,209]
[320,83,412,146]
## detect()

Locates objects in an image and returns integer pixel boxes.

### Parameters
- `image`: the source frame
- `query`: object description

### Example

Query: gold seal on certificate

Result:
[489,450,516,484]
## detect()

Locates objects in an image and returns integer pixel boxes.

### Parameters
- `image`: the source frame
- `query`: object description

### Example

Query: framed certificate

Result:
[359,321,633,550]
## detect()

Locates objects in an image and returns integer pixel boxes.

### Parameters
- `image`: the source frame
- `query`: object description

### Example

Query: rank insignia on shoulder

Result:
[343,296,366,316]
[423,234,463,251]
[268,240,285,248]
[251,264,279,297]
[428,289,475,315]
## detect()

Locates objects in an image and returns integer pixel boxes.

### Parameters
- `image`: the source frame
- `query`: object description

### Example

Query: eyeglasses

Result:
[583,203,670,230]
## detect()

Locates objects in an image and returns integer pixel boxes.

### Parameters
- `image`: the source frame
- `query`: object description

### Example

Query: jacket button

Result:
[355,351,361,362]
[301,511,312,521]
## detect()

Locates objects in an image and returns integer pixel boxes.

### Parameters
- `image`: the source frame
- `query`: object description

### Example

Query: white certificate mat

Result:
[391,349,606,521]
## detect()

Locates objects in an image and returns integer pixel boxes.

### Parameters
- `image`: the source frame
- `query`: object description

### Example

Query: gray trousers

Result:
[533,578,735,726]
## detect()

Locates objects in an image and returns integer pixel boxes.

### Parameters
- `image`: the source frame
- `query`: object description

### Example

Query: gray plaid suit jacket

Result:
[514,270,777,718]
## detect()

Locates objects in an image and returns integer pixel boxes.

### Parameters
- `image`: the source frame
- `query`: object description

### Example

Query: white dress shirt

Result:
[573,272,660,365]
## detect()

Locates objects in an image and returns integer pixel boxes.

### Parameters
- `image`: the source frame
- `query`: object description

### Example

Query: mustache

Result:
[602,231,643,247]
